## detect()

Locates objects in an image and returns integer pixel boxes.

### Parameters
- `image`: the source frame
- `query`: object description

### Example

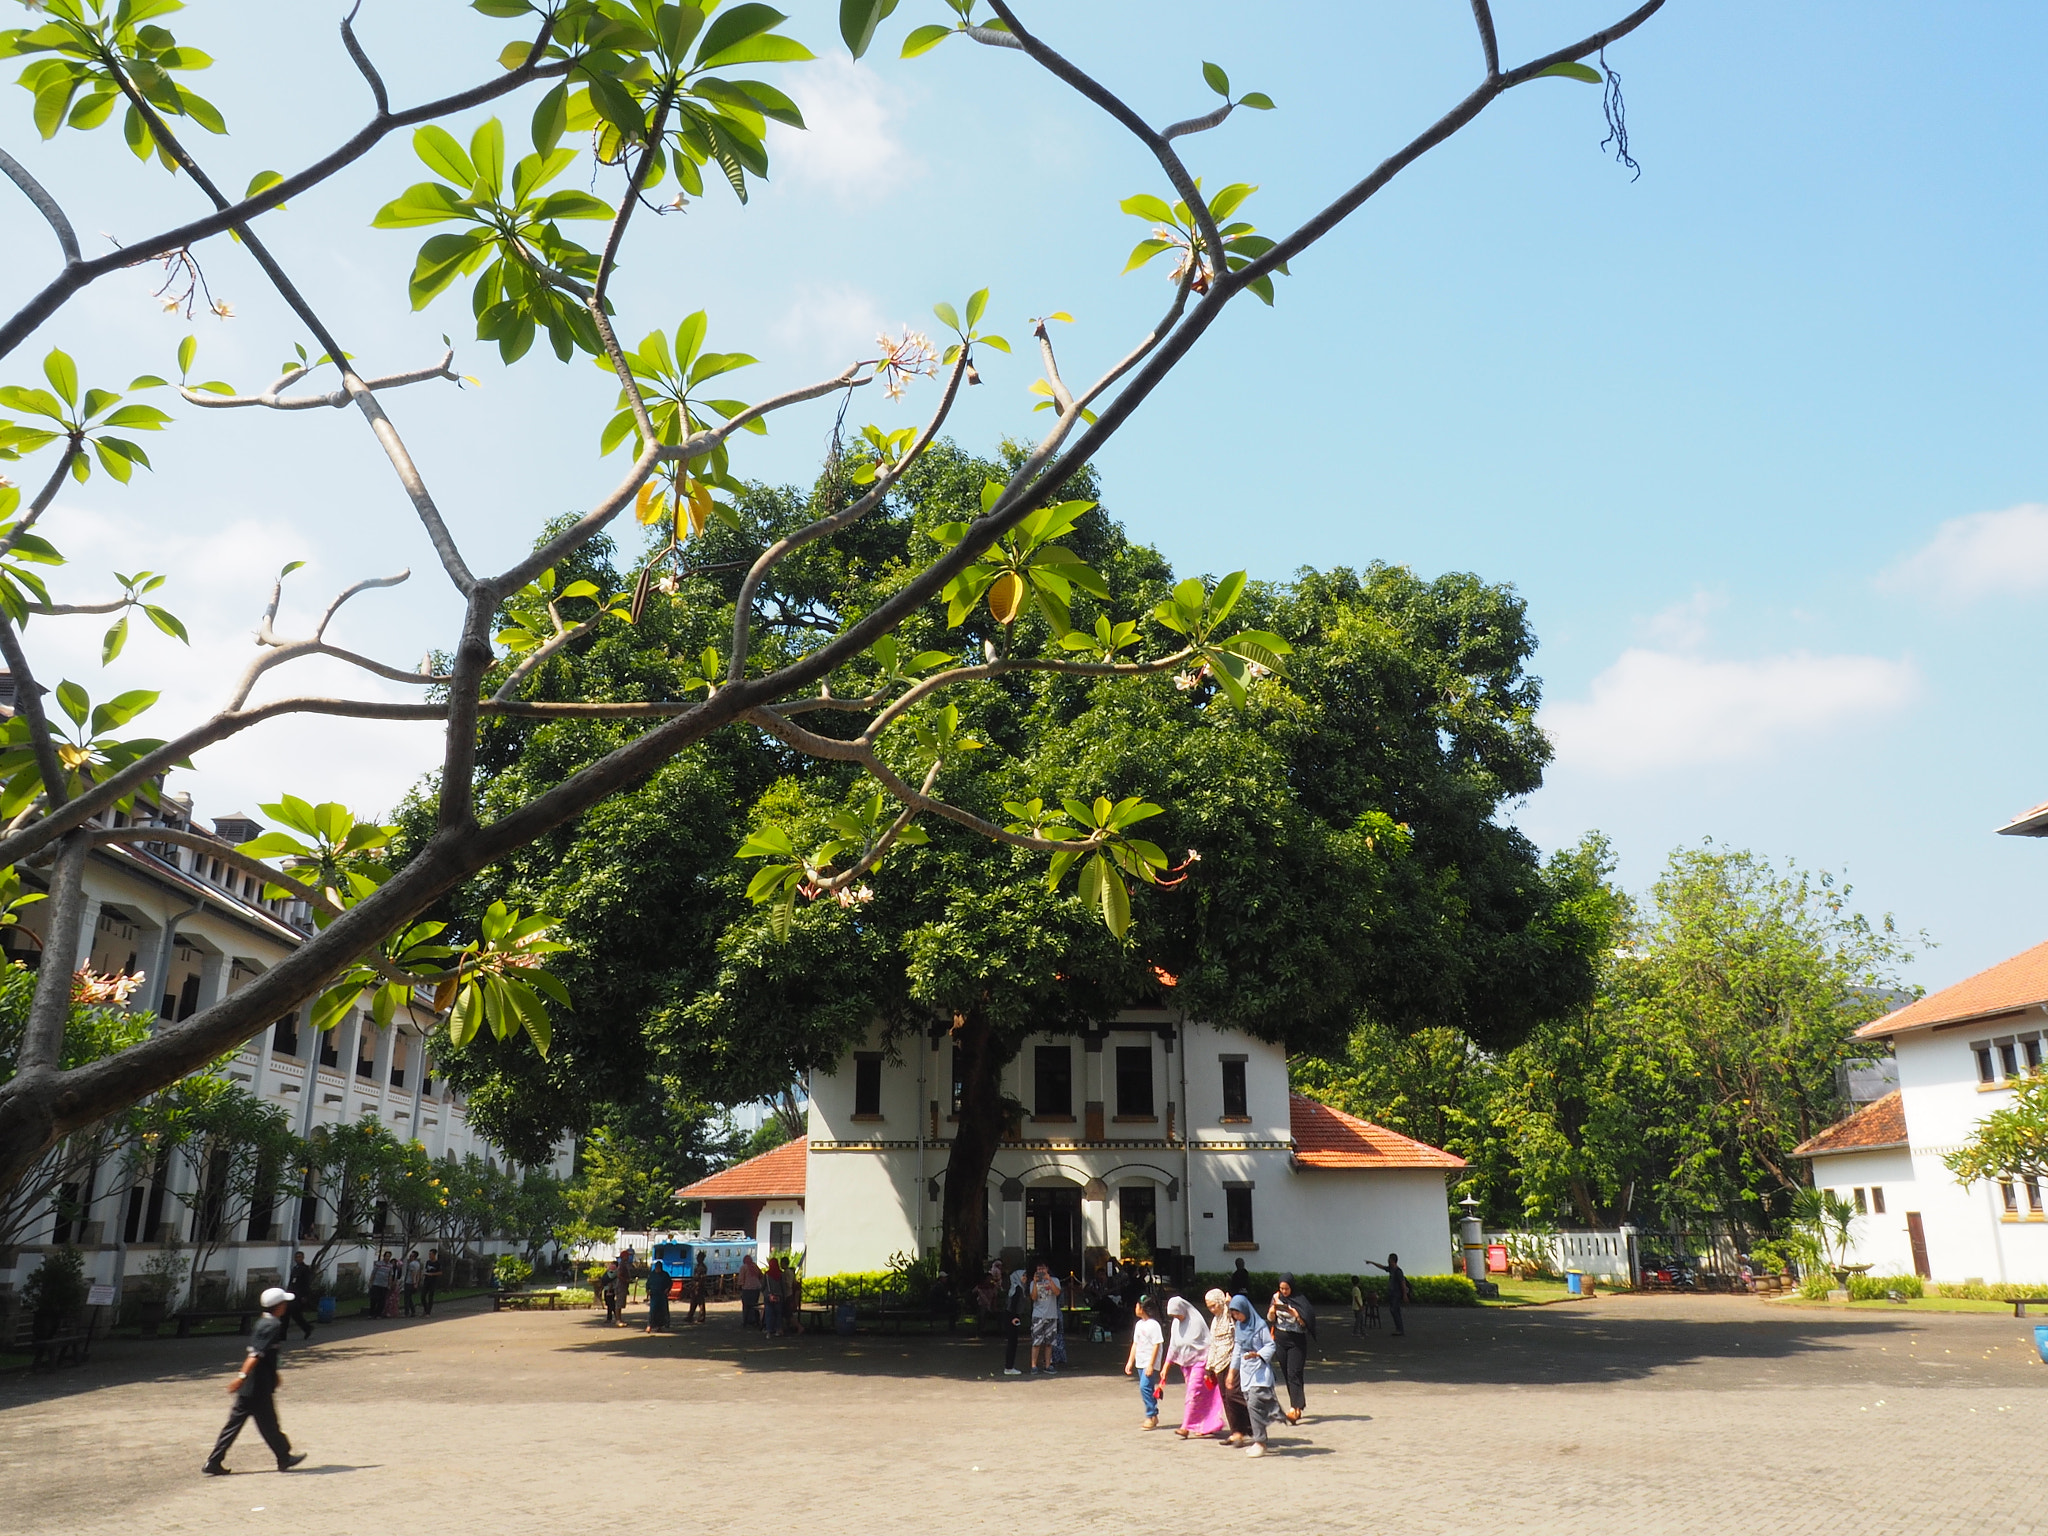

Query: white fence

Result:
[1484,1229,1638,1284]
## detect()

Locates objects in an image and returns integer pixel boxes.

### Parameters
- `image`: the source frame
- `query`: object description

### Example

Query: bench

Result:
[172,1309,258,1338]
[2012,1298,2048,1317]
[493,1290,570,1311]
[31,1331,91,1372]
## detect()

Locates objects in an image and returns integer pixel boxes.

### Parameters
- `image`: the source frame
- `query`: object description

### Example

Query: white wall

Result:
[1809,1147,1921,1278]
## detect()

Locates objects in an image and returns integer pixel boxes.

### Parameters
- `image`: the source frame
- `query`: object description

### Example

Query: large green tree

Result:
[1301,842,1921,1233]
[423,442,1609,1280]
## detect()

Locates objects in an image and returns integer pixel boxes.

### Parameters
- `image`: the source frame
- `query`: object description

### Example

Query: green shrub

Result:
[1847,1274,1923,1300]
[801,1271,899,1305]
[21,1247,87,1337]
[1799,1273,1833,1299]
[1934,1280,2039,1302]
[494,1254,533,1289]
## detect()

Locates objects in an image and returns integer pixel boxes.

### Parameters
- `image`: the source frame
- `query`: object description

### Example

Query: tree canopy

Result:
[412,439,1609,1274]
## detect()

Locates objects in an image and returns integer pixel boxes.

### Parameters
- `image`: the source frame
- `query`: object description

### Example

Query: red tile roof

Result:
[1288,1095,1466,1170]
[1856,939,2048,1040]
[676,1137,807,1202]
[1792,1091,1909,1156]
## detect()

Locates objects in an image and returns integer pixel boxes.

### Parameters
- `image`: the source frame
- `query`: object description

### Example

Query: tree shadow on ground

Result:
[0,1334,401,1406]
[549,1298,2041,1391]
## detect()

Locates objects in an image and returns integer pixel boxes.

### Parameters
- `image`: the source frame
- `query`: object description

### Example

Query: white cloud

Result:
[1639,590,1725,650]
[769,57,919,203]
[1879,502,2048,601]
[1544,648,1918,778]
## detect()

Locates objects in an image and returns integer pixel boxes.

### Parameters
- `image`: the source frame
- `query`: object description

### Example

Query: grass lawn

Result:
[1481,1278,1586,1306]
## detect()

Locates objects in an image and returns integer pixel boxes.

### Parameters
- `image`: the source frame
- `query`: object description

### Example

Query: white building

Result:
[794,1006,1463,1279]
[1796,939,2048,1284]
[2,780,566,1312]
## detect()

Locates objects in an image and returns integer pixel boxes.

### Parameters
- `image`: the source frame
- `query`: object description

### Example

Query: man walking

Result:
[285,1252,316,1340]
[1367,1253,1410,1336]
[202,1286,308,1476]
[420,1249,443,1315]
[402,1250,422,1317]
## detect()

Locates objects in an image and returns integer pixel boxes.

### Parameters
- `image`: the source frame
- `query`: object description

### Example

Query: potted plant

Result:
[132,1241,188,1336]
[494,1253,533,1292]
[22,1246,89,1341]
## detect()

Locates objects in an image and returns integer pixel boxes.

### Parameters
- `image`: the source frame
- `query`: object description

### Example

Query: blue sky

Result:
[6,0,2046,991]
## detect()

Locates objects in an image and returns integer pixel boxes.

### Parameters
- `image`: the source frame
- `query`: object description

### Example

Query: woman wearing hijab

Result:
[1001,1268,1028,1376]
[1266,1274,1317,1424]
[1203,1289,1247,1442]
[1226,1294,1282,1458]
[1167,1292,1226,1439]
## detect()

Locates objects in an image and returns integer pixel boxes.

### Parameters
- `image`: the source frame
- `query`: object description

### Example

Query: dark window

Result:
[1115,1046,1155,1117]
[951,1045,963,1117]
[1119,1185,1157,1259]
[2029,1181,2043,1215]
[853,1055,883,1117]
[2028,1039,2044,1071]
[355,1034,375,1079]
[1853,1187,1867,1214]
[1871,1186,1887,1215]
[247,1154,279,1241]
[2003,1182,2020,1214]
[319,1030,339,1069]
[1221,1059,1248,1119]
[1976,1047,1996,1084]
[421,1072,433,1099]
[271,1015,299,1058]
[1225,1186,1254,1245]
[176,973,201,1021]
[1034,1045,1073,1117]
[769,1220,793,1253]
[2001,1042,2021,1079]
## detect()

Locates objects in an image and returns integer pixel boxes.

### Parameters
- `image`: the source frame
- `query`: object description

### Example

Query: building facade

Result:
[799,1008,1462,1279]
[1,782,565,1313]
[1797,940,2048,1285]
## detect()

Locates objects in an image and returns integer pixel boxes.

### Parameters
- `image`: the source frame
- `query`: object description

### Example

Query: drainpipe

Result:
[1178,1011,1192,1280]
[916,1028,927,1261]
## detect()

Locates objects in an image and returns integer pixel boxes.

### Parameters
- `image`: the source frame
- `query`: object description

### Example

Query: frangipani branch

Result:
[181,352,460,413]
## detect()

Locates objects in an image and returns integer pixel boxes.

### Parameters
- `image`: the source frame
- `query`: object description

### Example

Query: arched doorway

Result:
[1024,1179,1083,1279]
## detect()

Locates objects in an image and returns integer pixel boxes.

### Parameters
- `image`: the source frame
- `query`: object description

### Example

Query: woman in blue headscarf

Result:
[1226,1294,1282,1458]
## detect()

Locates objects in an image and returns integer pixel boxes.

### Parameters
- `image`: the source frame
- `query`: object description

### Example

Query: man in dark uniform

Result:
[285,1252,316,1340]
[202,1286,308,1476]
[420,1249,443,1315]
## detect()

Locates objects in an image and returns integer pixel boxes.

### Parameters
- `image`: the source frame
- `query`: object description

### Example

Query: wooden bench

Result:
[2012,1298,2048,1317]
[172,1309,258,1338]
[493,1290,571,1311]
[31,1330,91,1371]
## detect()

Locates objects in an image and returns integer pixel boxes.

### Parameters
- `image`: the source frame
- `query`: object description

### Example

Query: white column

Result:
[74,892,104,973]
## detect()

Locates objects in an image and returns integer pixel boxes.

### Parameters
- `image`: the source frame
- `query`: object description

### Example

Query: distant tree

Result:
[135,1077,297,1307]
[297,1117,403,1281]
[1946,1071,2048,1188]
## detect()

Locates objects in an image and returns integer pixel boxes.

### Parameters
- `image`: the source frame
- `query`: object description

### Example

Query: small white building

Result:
[796,1007,1463,1279]
[1796,939,2048,1284]
[676,1137,809,1265]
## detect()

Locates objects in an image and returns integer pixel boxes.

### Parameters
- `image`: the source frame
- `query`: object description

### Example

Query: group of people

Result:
[1122,1277,1319,1458]
[737,1252,800,1336]
[366,1249,438,1319]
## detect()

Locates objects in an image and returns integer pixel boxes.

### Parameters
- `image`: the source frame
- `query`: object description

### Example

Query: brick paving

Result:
[3,1293,2045,1534]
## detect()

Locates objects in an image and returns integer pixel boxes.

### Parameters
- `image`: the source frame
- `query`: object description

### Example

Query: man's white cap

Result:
[260,1286,294,1308]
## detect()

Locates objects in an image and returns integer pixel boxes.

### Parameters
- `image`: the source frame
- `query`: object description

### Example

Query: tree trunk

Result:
[939,1006,1009,1287]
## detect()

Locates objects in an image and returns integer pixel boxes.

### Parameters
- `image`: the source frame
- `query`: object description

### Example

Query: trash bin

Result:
[835,1301,857,1336]
[317,1295,336,1323]
[1566,1271,1584,1296]
[2034,1324,2048,1365]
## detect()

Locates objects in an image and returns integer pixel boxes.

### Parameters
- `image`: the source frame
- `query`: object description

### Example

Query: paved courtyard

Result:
[4,1293,2046,1534]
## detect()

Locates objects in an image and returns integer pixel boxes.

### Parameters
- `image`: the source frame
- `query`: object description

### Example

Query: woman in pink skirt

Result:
[1168,1293,1229,1438]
